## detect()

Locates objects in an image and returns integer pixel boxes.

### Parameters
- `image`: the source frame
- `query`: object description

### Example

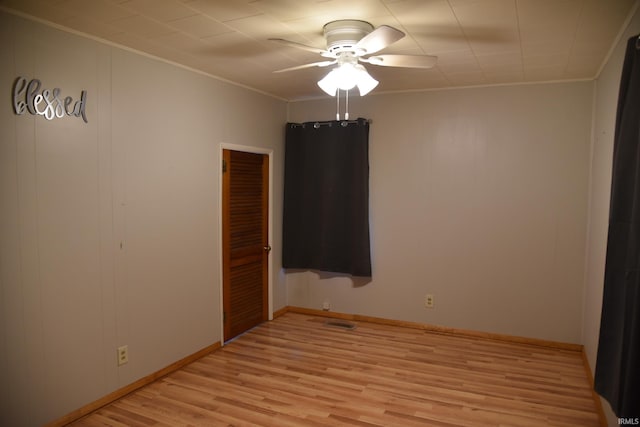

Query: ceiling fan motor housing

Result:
[323,20,373,55]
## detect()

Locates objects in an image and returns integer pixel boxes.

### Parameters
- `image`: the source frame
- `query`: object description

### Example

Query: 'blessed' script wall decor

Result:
[12,76,88,123]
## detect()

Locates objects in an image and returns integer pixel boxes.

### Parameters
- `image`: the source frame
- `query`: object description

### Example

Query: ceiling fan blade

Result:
[268,38,329,55]
[274,60,336,73]
[354,25,405,55]
[364,54,438,68]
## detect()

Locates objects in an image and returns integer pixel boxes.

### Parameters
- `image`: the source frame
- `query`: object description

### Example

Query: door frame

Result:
[219,143,273,345]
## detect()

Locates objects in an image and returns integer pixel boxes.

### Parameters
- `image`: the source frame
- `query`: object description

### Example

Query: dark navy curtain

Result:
[594,34,640,418]
[282,118,371,277]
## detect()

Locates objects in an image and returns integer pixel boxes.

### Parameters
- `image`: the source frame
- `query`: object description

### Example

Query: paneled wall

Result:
[0,11,286,426]
[2,4,636,425]
[287,81,593,345]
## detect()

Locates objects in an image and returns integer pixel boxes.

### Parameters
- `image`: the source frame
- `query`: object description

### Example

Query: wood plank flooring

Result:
[71,313,600,426]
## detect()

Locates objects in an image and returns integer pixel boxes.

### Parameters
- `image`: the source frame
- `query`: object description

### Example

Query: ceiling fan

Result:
[269,20,438,96]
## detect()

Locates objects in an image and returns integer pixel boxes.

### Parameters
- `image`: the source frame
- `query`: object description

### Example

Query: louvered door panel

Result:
[223,150,269,341]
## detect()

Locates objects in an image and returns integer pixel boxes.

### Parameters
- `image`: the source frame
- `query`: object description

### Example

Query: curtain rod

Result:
[288,118,372,129]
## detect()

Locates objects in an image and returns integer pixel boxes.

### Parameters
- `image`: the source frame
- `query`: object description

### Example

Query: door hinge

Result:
[222,159,227,173]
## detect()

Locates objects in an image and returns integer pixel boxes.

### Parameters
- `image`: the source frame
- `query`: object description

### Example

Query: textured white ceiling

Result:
[1,0,637,100]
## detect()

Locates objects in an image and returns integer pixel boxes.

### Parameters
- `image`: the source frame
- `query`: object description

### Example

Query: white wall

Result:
[287,81,593,344]
[583,4,640,425]
[0,11,286,426]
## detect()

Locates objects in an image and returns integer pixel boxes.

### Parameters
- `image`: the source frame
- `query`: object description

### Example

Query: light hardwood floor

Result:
[72,312,601,426]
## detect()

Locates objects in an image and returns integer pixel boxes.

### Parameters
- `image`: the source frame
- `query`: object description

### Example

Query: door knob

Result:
[264,245,272,252]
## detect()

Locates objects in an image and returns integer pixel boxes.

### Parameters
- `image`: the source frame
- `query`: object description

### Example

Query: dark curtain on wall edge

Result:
[282,118,371,277]
[594,34,640,418]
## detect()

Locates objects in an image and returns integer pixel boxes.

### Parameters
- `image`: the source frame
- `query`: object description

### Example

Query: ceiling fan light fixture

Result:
[317,69,339,96]
[317,63,378,96]
[355,64,378,96]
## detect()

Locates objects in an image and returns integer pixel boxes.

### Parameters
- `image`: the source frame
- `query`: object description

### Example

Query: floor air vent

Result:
[324,319,357,330]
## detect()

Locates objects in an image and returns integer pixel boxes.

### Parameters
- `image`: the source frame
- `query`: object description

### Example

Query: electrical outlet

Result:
[117,345,128,366]
[322,300,331,311]
[425,294,434,308]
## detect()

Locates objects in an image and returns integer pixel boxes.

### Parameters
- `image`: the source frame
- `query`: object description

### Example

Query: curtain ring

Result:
[313,122,320,129]
[341,121,348,127]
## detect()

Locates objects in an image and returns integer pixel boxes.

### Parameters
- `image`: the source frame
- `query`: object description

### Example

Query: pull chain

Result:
[345,89,349,120]
[334,89,351,121]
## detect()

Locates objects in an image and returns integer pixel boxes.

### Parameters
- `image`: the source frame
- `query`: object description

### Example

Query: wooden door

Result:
[222,149,269,342]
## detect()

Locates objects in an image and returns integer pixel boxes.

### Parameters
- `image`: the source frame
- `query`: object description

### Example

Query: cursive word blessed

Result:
[12,77,88,123]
